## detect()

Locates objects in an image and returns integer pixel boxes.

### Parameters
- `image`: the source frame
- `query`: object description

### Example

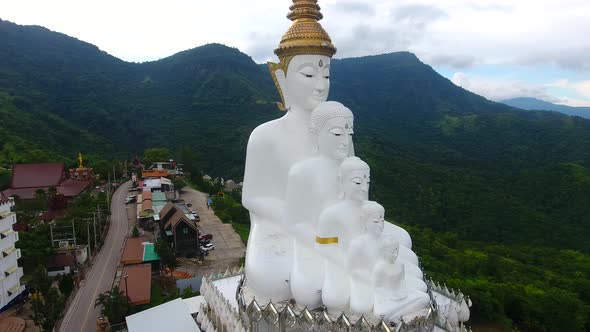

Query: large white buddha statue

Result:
[242,0,339,301]
[286,101,354,307]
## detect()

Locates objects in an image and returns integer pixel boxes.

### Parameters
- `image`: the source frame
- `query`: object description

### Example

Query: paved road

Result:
[60,181,131,332]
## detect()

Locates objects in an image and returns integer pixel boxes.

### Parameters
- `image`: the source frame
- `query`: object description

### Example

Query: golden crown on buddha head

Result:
[269,0,337,110]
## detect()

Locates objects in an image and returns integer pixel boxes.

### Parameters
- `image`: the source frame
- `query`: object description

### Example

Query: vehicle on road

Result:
[128,187,140,192]
[125,196,136,204]
[186,203,192,207]
[200,243,215,252]
[199,234,213,241]
[191,211,200,221]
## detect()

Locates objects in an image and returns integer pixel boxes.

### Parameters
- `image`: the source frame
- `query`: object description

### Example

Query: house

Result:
[46,254,76,277]
[158,203,200,257]
[142,169,168,179]
[1,163,89,200]
[143,177,172,192]
[119,264,151,306]
[0,195,25,311]
[121,237,160,271]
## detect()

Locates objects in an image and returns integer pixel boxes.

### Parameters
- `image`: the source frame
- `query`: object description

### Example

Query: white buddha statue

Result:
[373,236,431,321]
[286,101,354,307]
[241,0,338,301]
[316,157,370,312]
[346,201,386,314]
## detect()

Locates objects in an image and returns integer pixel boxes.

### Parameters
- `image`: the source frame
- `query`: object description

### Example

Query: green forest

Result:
[1,19,590,331]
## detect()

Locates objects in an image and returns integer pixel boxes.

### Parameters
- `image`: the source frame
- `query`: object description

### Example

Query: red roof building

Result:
[119,264,152,306]
[1,163,89,200]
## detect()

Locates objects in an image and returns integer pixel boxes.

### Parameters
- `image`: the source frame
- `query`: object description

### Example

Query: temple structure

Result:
[69,152,96,182]
[195,1,473,331]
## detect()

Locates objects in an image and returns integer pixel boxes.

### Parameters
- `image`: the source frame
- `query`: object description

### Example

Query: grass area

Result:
[231,222,250,244]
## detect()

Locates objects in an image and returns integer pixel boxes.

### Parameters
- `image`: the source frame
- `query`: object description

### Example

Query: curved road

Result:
[60,181,131,332]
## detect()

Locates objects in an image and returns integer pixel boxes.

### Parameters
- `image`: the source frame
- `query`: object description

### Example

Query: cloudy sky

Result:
[2,0,590,106]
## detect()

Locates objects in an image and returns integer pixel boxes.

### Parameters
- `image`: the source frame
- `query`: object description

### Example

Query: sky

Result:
[2,0,590,107]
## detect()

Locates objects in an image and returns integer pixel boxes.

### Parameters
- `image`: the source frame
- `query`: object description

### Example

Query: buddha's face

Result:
[281,54,331,111]
[366,210,385,236]
[383,242,399,263]
[342,169,370,201]
[317,117,353,160]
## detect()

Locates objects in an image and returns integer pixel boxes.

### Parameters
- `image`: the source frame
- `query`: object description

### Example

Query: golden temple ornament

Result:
[274,0,337,60]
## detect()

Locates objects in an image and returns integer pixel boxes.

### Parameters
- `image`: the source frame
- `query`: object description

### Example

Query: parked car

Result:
[191,211,200,221]
[186,203,192,207]
[199,234,213,241]
[200,239,211,245]
[128,187,140,192]
[200,243,215,252]
[124,196,136,204]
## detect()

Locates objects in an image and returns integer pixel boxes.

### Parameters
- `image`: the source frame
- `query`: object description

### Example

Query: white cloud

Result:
[452,73,590,106]
[451,72,554,101]
[2,0,589,71]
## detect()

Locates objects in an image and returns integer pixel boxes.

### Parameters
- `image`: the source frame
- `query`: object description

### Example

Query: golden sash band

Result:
[315,236,339,244]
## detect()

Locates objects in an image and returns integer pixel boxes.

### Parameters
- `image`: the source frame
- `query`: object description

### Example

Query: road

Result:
[60,181,131,332]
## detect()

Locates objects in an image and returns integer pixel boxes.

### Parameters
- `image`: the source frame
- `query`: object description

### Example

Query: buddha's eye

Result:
[329,128,343,136]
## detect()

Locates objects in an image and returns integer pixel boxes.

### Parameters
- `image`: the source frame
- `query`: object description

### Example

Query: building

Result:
[46,254,76,277]
[158,203,200,257]
[119,264,152,306]
[142,169,168,179]
[121,237,160,271]
[0,194,25,311]
[1,163,89,200]
[125,297,200,332]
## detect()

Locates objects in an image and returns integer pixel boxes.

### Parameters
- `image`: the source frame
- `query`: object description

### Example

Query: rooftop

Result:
[119,264,152,306]
[125,298,199,332]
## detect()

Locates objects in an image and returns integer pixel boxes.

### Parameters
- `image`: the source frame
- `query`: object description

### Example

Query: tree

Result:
[31,287,65,331]
[155,239,178,275]
[34,188,46,201]
[131,225,140,237]
[58,273,75,298]
[94,286,131,324]
[31,265,51,295]
[143,148,170,167]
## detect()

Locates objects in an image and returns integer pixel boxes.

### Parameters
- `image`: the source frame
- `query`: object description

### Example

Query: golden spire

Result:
[78,152,84,168]
[274,0,337,59]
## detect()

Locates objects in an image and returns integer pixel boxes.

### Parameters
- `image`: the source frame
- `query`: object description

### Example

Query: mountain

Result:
[2,20,590,330]
[502,97,590,119]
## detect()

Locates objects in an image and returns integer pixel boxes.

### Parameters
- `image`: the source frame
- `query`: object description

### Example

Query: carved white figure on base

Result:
[287,101,354,307]
[373,236,430,321]
[316,157,370,313]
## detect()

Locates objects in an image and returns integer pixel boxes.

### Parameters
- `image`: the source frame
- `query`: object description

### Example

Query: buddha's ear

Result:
[268,62,288,111]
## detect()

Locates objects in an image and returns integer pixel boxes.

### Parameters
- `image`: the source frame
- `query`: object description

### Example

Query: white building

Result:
[0,195,25,311]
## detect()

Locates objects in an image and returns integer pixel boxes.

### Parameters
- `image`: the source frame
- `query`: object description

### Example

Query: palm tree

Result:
[94,286,130,324]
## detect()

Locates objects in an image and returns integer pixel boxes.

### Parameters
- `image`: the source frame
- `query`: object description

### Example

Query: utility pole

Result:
[72,220,77,247]
[107,172,111,213]
[86,218,91,260]
[93,211,98,251]
[113,165,116,184]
